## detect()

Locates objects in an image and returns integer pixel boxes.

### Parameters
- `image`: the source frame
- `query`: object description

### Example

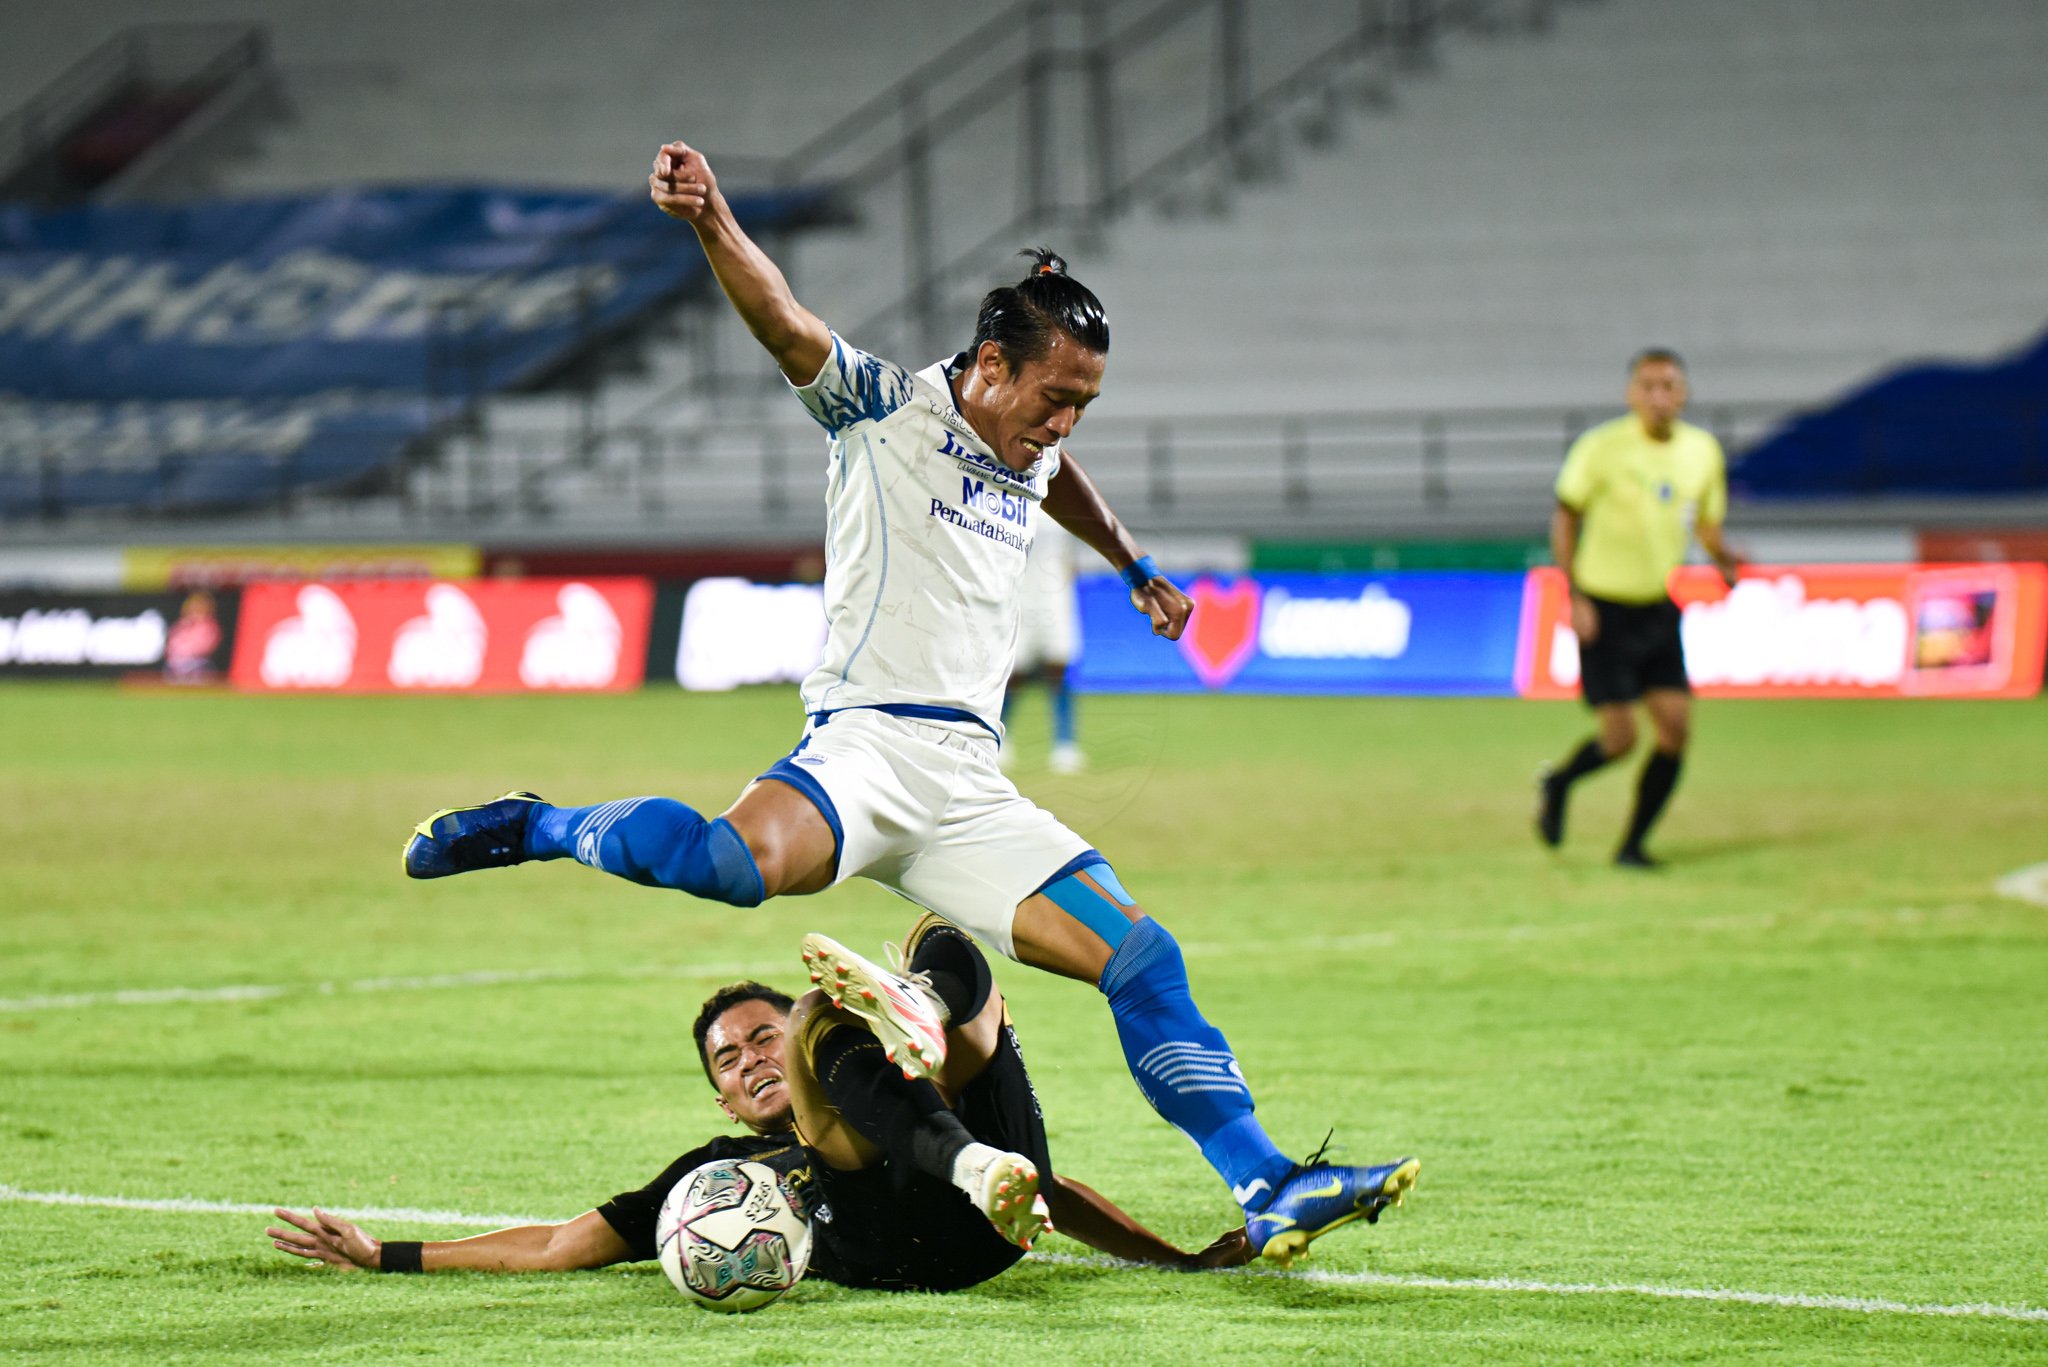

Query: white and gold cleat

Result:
[800,932,949,1081]
[953,1143,1053,1250]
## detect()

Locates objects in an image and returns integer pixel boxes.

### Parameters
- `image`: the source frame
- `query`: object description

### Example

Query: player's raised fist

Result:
[649,141,717,224]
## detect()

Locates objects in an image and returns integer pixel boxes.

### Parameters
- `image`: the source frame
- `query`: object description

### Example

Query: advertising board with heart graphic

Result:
[1177,576,1263,688]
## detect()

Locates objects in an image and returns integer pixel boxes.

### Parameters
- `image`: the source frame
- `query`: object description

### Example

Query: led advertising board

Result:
[230,578,652,693]
[1516,564,2047,700]
[1071,571,1529,695]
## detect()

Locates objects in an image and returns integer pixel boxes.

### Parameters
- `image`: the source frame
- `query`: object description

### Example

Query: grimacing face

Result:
[1627,359,1689,438]
[966,332,1106,472]
[703,998,796,1133]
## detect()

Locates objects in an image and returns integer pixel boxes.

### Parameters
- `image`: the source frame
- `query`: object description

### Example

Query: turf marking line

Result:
[1995,862,2048,908]
[0,959,787,1014]
[6,904,2008,1014]
[1024,1253,2048,1324]
[0,1185,542,1228]
[5,1188,2041,1323]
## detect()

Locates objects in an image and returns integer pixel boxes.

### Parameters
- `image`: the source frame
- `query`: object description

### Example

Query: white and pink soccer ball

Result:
[656,1158,812,1313]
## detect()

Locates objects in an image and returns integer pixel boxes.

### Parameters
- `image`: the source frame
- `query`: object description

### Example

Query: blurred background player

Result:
[1537,350,1740,867]
[1002,517,1085,774]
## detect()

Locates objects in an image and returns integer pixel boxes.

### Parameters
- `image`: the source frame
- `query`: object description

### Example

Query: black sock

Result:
[814,1027,974,1186]
[1553,736,1612,788]
[1622,750,1682,852]
[908,924,992,1025]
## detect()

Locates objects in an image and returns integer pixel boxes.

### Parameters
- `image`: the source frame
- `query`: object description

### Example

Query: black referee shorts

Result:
[1579,595,1690,706]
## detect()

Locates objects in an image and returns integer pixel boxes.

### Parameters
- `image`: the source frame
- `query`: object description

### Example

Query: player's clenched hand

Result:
[267,1206,381,1270]
[1133,577,1193,640]
[649,141,718,224]
[1190,1225,1256,1269]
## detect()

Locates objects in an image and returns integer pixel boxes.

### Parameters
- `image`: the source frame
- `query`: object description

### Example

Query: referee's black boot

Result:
[1535,767,1569,847]
[1614,845,1660,869]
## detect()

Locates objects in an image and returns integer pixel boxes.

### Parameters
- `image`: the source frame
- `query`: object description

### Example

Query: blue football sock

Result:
[1051,678,1076,745]
[524,798,765,907]
[1049,865,1292,1213]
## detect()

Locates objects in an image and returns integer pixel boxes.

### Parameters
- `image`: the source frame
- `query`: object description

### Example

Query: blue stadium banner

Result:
[0,393,447,516]
[1071,571,1526,695]
[0,185,825,401]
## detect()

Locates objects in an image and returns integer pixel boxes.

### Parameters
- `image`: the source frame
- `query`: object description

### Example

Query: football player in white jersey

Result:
[401,140,1419,1268]
[1001,518,1085,774]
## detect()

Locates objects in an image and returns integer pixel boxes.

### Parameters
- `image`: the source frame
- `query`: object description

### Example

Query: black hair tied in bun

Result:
[970,246,1109,365]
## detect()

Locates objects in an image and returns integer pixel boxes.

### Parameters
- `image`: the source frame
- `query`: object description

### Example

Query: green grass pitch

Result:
[2,682,2045,1364]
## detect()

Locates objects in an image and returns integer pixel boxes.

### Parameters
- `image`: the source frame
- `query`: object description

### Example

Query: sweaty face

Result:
[970,333,1105,472]
[1627,360,1689,437]
[703,999,795,1133]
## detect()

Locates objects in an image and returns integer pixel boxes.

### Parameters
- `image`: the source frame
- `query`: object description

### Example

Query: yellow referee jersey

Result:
[1555,415,1727,604]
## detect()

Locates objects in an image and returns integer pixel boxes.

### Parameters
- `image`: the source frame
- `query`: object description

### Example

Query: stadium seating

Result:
[1066,0,2048,418]
[6,0,2045,534]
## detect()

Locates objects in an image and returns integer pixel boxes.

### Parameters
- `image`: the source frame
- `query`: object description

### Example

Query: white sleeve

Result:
[789,332,917,437]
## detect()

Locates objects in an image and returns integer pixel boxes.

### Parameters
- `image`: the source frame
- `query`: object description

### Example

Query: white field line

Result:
[0,959,787,1014]
[3,1192,2036,1323]
[0,1185,549,1227]
[1995,862,2048,908]
[0,900,2013,1015]
[1022,1252,2048,1324]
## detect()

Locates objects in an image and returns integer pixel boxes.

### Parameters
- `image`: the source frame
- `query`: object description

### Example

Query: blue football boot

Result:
[1246,1154,1421,1268]
[403,792,546,879]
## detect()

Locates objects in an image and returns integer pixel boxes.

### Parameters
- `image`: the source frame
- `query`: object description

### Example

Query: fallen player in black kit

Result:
[268,916,1250,1289]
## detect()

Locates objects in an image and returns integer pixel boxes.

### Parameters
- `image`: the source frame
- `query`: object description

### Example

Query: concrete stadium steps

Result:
[1067,0,2048,417]
[1,0,1000,195]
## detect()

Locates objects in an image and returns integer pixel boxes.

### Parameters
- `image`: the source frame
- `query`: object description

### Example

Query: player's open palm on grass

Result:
[268,1207,380,1270]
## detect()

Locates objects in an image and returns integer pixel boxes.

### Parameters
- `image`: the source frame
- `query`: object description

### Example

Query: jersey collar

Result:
[920,354,1054,484]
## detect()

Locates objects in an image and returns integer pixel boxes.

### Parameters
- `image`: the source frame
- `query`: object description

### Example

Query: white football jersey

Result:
[791,333,1059,733]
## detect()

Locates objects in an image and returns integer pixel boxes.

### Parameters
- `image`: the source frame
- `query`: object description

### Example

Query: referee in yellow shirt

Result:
[1537,350,1740,867]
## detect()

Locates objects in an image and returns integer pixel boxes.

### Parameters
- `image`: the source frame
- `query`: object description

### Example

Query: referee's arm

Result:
[1695,521,1742,587]
[1550,500,1600,642]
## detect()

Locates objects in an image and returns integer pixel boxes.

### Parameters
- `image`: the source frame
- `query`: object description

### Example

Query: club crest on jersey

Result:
[962,477,1029,526]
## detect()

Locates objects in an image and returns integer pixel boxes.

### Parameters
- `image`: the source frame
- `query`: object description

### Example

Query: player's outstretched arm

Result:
[1042,1174,1254,1269]
[267,1206,631,1273]
[1043,453,1193,641]
[648,140,830,384]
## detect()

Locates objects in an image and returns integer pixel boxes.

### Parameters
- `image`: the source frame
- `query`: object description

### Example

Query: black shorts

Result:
[1579,595,1690,706]
[805,1022,1051,1292]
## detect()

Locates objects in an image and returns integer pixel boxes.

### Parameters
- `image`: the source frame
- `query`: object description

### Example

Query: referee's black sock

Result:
[814,1026,974,1187]
[1554,736,1613,788]
[1621,750,1683,855]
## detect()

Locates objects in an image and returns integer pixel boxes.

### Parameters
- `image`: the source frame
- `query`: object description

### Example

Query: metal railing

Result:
[532,0,1573,496]
[739,0,1552,360]
[403,400,1794,537]
[0,23,268,202]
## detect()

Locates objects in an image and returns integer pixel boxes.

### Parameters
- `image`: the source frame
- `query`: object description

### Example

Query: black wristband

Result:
[379,1241,424,1273]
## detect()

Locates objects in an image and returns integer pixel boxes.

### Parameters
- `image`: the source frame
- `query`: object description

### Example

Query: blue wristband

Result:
[1119,555,1162,592]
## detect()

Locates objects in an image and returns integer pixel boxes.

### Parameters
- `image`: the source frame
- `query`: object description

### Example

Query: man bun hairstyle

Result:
[693,980,796,1086]
[1629,347,1686,374]
[971,246,1110,368]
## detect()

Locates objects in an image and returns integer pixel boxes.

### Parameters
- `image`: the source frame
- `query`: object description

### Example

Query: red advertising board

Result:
[230,578,653,693]
[1516,563,2047,700]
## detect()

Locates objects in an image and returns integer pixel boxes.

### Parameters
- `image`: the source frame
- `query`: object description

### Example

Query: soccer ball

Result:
[655,1158,812,1312]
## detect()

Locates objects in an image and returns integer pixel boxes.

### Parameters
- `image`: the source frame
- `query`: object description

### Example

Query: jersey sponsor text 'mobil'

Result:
[790,333,1059,731]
